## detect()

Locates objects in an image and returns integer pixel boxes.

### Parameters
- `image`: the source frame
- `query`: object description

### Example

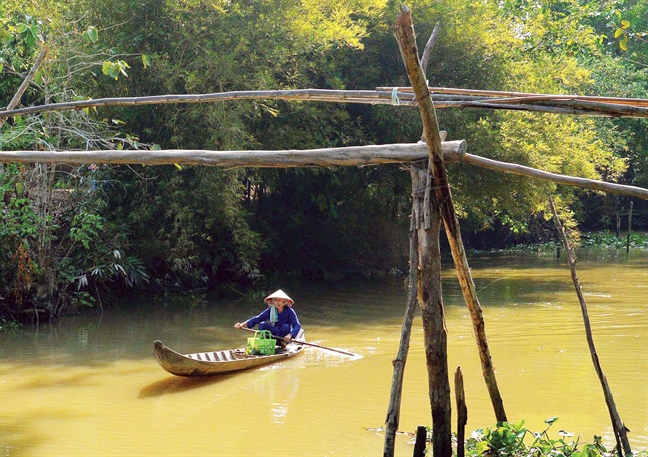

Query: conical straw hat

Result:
[264,289,294,305]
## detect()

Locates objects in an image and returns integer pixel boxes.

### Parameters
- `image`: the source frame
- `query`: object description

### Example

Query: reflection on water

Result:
[1,249,646,456]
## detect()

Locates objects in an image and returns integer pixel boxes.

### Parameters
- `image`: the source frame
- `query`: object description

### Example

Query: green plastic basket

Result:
[246,330,276,355]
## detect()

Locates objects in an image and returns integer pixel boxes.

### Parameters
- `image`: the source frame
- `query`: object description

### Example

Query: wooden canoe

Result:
[153,337,306,377]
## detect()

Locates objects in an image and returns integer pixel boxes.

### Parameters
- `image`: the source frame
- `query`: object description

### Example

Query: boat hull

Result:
[153,339,305,376]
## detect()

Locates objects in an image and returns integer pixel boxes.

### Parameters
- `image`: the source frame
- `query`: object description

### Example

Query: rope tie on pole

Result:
[391,87,401,105]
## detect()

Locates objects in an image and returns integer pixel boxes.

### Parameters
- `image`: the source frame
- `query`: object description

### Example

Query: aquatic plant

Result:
[464,417,622,457]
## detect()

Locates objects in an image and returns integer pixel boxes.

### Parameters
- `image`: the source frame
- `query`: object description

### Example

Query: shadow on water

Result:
[138,373,237,398]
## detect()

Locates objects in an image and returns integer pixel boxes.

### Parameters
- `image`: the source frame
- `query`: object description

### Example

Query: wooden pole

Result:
[2,143,647,200]
[395,5,507,423]
[549,196,632,456]
[615,196,621,237]
[626,202,633,254]
[413,425,428,457]
[413,161,452,456]
[455,367,468,457]
[383,189,420,457]
[4,86,648,119]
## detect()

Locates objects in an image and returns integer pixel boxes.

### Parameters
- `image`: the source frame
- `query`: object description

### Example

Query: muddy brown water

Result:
[1,249,646,456]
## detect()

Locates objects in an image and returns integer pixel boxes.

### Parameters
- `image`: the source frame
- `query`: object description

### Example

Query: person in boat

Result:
[234,289,302,346]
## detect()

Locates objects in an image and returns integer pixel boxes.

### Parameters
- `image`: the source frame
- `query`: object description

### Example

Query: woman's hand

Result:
[283,334,293,343]
[234,322,246,329]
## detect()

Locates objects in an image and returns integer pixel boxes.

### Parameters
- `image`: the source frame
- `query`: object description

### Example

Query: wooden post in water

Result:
[395,5,507,424]
[415,162,452,456]
[385,20,452,457]
[455,367,468,457]
[615,196,621,238]
[383,185,421,457]
[626,201,633,254]
[549,196,632,456]
[413,426,428,457]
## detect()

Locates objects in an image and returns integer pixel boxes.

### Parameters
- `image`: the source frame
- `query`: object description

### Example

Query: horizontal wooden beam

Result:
[1,141,646,200]
[451,152,648,200]
[2,87,648,119]
[0,141,464,168]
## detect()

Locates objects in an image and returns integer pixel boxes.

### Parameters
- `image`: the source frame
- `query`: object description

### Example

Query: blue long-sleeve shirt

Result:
[246,307,302,338]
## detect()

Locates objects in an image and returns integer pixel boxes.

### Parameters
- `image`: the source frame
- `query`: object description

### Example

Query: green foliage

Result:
[0,4,150,318]
[2,0,647,314]
[0,317,21,333]
[465,418,611,457]
[581,231,648,249]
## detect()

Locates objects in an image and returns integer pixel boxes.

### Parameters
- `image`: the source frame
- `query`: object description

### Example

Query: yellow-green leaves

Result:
[141,53,151,69]
[615,19,631,51]
[619,34,628,51]
[102,59,130,80]
[0,28,11,46]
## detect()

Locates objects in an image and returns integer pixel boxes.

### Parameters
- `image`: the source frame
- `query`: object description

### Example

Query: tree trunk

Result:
[394,6,507,423]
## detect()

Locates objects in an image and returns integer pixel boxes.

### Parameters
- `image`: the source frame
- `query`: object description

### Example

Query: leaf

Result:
[620,35,628,51]
[85,26,98,42]
[614,28,623,38]
[0,29,11,45]
[141,53,151,69]
[174,163,183,170]
[544,417,559,425]
[621,20,631,29]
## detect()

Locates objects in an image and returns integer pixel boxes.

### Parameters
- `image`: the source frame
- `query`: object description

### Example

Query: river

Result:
[1,249,646,456]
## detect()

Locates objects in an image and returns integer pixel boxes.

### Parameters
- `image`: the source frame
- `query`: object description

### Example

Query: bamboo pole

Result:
[0,89,417,119]
[395,5,507,423]
[549,196,632,456]
[380,86,648,107]
[3,87,648,120]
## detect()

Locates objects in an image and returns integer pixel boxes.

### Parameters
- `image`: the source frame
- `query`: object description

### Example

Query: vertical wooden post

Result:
[615,196,621,237]
[626,201,633,254]
[394,5,507,424]
[549,196,632,456]
[383,177,421,457]
[455,367,468,457]
[413,425,428,457]
[415,162,452,456]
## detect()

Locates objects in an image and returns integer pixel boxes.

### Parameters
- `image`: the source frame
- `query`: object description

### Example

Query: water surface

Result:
[1,249,646,456]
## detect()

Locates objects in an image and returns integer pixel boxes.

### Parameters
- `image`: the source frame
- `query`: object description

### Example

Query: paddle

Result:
[239,327,357,357]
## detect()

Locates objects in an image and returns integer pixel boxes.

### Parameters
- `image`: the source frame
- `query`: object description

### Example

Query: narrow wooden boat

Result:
[153,335,306,377]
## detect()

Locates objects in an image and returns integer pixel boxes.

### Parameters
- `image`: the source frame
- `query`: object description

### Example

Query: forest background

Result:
[1,0,647,320]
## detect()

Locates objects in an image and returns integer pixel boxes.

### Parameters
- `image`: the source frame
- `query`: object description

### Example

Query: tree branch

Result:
[0,46,48,129]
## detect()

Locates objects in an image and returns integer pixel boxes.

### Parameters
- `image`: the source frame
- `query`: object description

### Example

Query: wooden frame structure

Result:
[0,6,642,457]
